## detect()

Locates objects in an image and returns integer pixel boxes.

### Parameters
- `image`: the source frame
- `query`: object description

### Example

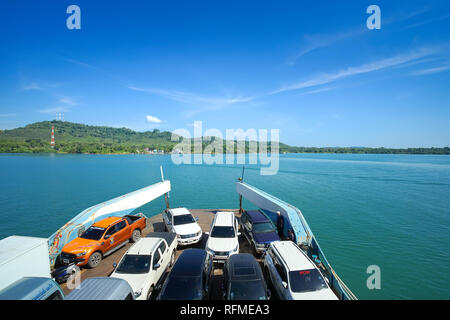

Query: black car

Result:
[240,210,280,254]
[223,253,270,300]
[157,248,213,300]
[51,262,78,284]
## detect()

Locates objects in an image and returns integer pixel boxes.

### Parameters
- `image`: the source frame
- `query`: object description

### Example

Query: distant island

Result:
[0,121,449,155]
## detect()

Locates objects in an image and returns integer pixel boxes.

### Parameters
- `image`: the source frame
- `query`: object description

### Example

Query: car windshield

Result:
[252,222,275,233]
[289,269,328,293]
[79,226,106,240]
[210,226,235,238]
[115,254,151,274]
[159,276,203,300]
[173,214,195,226]
[229,281,268,300]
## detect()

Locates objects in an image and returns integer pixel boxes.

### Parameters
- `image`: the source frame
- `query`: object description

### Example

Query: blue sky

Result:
[0,0,449,147]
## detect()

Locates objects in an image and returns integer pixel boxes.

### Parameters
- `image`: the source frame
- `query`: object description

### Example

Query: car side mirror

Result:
[153,263,160,270]
[205,232,210,235]
[195,217,199,222]
[237,232,241,236]
[282,281,288,289]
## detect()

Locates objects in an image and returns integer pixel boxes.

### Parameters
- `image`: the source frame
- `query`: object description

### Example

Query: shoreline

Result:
[1,151,450,156]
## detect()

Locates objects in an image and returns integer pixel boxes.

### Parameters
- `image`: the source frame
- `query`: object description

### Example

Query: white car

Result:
[110,233,177,300]
[263,241,338,300]
[205,211,240,262]
[162,208,202,246]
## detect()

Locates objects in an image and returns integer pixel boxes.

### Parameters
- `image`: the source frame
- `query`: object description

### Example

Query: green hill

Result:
[0,121,449,154]
[0,121,180,154]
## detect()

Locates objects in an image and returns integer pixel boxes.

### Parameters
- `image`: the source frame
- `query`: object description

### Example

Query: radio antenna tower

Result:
[51,126,55,148]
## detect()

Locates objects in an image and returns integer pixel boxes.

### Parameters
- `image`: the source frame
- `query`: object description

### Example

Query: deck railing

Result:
[289,203,358,300]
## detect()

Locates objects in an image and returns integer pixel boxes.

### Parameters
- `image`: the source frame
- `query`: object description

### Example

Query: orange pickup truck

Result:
[60,215,146,268]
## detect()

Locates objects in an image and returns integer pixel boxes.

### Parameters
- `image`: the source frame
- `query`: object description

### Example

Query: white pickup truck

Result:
[110,232,177,300]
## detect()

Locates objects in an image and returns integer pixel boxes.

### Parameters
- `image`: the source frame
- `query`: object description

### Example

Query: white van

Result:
[205,211,240,262]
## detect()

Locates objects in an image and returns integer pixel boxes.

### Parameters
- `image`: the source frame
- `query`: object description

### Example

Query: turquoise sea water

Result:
[0,153,449,299]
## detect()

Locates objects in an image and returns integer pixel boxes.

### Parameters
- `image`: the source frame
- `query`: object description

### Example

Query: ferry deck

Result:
[52,179,357,300]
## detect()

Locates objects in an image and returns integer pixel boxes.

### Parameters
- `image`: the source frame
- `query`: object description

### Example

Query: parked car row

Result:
[64,241,337,300]
[0,209,337,300]
[57,209,250,272]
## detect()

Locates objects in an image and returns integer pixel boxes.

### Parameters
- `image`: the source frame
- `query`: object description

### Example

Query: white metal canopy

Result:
[47,180,171,267]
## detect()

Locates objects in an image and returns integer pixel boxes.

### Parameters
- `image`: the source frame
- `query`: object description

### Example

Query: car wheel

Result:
[264,267,278,299]
[252,244,258,257]
[87,251,102,268]
[147,286,154,300]
[131,229,141,242]
[169,250,176,267]
[264,267,271,284]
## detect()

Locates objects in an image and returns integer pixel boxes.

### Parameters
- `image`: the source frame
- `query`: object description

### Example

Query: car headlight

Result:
[197,231,202,236]
[256,243,265,248]
[176,234,181,239]
[135,289,142,297]
[232,244,239,252]
[75,251,87,257]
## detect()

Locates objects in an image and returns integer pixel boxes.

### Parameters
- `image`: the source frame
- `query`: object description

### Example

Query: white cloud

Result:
[129,86,253,105]
[0,113,17,117]
[37,97,78,114]
[298,86,334,96]
[288,8,431,66]
[129,86,254,117]
[58,97,78,106]
[288,28,366,65]
[403,13,450,30]
[22,83,43,91]
[20,81,63,91]
[146,115,163,123]
[274,47,438,94]
[39,107,69,114]
[187,122,202,128]
[410,64,450,76]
